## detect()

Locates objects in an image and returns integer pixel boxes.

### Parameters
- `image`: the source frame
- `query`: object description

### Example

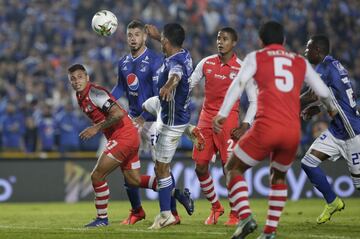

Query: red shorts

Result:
[233,121,300,172]
[103,134,140,170]
[193,113,238,165]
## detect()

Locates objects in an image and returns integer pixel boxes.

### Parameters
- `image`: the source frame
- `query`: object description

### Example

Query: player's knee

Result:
[301,154,322,168]
[91,170,104,183]
[126,176,141,187]
[270,168,287,185]
[351,174,360,190]
[195,164,208,176]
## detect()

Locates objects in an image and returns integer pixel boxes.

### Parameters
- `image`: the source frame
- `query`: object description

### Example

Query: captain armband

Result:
[101,99,116,113]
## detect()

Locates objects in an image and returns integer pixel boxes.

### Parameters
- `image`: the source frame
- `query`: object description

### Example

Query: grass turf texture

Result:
[0,199,358,239]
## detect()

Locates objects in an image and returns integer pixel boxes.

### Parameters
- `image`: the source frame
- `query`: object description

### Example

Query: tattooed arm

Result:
[79,103,124,140]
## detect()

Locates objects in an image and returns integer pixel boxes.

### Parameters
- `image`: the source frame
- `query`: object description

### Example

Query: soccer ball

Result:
[91,10,118,36]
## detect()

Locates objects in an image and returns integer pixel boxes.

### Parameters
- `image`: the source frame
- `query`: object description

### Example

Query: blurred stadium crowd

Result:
[1,0,360,155]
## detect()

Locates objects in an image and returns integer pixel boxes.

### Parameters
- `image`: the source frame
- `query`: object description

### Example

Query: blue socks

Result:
[158,176,173,211]
[170,173,177,212]
[301,163,336,203]
[124,181,141,210]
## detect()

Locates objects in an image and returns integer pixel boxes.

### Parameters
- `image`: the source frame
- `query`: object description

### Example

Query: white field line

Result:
[0,225,354,238]
[307,235,352,239]
[0,225,227,235]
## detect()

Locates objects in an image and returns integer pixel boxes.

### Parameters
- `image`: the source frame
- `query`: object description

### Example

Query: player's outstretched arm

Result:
[159,74,181,101]
[145,24,161,42]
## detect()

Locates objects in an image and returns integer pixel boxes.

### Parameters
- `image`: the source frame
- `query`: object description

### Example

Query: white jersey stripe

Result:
[329,88,356,138]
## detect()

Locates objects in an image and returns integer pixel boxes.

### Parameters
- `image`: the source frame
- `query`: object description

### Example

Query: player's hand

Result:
[212,115,226,134]
[301,105,321,121]
[230,122,250,141]
[328,109,338,118]
[159,86,173,102]
[79,126,99,140]
[133,116,145,129]
[145,24,161,41]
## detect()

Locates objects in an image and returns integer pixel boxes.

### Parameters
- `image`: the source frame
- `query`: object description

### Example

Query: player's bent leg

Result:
[301,151,337,203]
[351,173,360,190]
[195,163,224,224]
[121,169,146,225]
[149,161,176,229]
[261,168,288,236]
[85,153,121,227]
[300,150,345,223]
[226,154,257,239]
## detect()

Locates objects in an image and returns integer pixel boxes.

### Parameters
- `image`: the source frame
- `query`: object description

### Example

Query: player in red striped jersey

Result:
[213,21,337,239]
[189,27,257,226]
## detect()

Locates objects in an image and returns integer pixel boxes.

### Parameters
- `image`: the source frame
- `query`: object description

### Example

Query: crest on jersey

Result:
[229,71,237,80]
[127,73,139,91]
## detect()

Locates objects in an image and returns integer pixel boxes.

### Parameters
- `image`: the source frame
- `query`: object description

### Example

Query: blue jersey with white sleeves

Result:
[316,55,360,140]
[157,49,193,126]
[111,48,162,121]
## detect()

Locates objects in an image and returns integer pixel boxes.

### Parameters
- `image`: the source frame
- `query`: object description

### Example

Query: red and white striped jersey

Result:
[76,83,136,139]
[219,44,331,128]
[190,53,257,128]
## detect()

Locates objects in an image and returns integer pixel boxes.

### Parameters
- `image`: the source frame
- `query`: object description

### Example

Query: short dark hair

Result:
[163,23,185,47]
[310,34,330,55]
[259,21,284,46]
[219,27,238,42]
[127,20,145,31]
[68,64,87,74]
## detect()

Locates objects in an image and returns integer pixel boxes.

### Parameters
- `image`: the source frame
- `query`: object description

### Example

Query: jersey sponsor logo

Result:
[205,61,215,65]
[127,73,139,91]
[214,74,226,80]
[129,91,138,96]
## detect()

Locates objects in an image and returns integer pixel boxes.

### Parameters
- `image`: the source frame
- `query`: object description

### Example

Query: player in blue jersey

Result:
[143,23,195,229]
[301,35,360,224]
[111,20,195,225]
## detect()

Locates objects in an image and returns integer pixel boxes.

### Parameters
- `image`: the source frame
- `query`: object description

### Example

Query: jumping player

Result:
[145,23,194,229]
[111,20,196,224]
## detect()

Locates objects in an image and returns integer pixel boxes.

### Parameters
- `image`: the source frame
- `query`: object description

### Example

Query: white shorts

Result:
[308,129,360,175]
[142,96,161,117]
[154,123,188,163]
[140,121,158,158]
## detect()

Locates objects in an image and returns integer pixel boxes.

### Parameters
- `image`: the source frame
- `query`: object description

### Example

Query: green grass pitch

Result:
[0,199,359,239]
